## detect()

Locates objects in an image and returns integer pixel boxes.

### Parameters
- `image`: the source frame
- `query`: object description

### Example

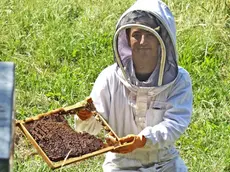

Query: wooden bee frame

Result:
[16,97,132,169]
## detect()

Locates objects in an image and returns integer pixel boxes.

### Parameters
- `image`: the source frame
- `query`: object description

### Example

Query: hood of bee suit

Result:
[113,0,178,87]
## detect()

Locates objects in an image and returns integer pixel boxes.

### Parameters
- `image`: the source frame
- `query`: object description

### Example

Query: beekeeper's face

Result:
[128,27,159,75]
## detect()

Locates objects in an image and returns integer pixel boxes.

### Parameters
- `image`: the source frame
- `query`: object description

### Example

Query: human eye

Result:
[146,33,153,37]
[132,32,141,39]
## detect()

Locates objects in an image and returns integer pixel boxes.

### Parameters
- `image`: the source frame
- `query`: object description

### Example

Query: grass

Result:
[0,0,229,171]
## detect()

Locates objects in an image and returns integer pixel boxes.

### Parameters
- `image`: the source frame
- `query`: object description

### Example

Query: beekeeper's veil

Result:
[113,0,178,87]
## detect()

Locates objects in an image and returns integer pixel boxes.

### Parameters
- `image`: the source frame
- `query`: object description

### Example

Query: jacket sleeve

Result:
[139,70,193,149]
[74,68,111,135]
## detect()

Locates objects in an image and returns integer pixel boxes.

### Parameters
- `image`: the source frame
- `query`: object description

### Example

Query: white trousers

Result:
[103,156,188,172]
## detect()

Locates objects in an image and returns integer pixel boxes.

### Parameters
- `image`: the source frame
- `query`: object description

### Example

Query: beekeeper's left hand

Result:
[111,134,146,154]
[77,109,93,120]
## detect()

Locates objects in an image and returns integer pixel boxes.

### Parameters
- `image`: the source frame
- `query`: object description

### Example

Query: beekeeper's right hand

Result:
[77,109,93,120]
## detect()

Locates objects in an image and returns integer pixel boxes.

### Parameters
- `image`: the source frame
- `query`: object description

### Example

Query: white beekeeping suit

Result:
[75,0,193,171]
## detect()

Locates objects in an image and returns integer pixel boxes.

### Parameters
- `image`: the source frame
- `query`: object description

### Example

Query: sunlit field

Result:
[0,0,229,171]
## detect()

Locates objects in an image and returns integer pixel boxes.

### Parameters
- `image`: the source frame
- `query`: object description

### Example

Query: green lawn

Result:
[0,0,229,171]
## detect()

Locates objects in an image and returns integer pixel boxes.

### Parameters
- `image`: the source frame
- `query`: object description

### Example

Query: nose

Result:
[140,34,146,45]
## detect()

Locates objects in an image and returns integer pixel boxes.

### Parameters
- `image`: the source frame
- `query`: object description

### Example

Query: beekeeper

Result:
[75,0,193,171]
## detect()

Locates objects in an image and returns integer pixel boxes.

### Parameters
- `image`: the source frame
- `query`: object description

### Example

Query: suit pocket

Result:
[146,101,170,126]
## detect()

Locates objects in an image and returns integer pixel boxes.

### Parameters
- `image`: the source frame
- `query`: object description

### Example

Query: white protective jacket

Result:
[75,0,193,171]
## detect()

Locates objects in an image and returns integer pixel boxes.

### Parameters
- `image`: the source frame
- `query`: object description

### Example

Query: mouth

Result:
[137,47,151,50]
[137,48,152,52]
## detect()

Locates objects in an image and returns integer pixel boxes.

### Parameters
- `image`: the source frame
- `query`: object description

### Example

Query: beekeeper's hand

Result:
[77,109,93,120]
[113,134,146,154]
